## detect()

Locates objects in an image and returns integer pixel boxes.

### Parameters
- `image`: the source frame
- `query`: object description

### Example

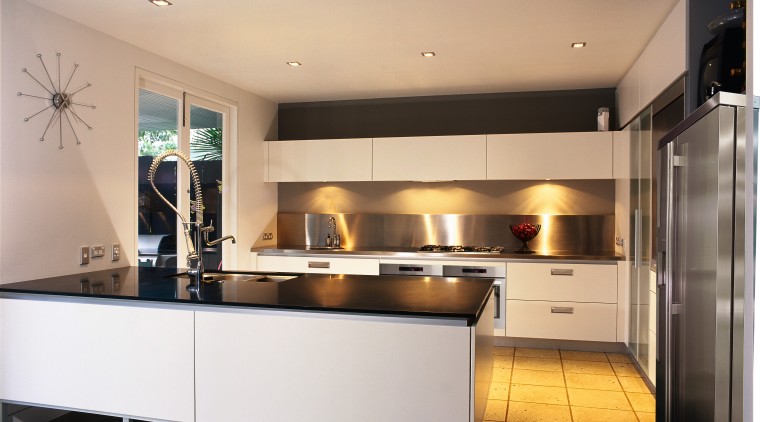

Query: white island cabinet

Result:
[0,298,194,422]
[195,306,490,422]
[0,270,493,422]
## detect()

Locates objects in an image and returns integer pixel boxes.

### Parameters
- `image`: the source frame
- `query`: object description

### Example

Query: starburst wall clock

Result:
[17,53,96,149]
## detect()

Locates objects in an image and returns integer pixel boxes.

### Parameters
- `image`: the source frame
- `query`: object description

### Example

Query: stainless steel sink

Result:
[169,272,296,283]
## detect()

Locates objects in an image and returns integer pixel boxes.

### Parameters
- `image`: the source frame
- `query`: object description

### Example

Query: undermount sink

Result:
[168,272,296,283]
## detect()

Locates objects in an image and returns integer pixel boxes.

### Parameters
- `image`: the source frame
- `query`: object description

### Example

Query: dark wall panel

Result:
[278,88,616,140]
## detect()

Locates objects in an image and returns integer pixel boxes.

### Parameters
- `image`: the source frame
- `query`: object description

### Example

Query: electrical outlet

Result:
[262,233,274,240]
[91,245,105,258]
[112,244,121,261]
[80,246,90,265]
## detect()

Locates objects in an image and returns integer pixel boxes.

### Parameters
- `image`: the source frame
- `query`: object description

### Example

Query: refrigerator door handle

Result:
[634,209,642,268]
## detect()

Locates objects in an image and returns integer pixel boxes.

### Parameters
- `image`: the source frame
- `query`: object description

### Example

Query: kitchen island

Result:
[0,267,494,422]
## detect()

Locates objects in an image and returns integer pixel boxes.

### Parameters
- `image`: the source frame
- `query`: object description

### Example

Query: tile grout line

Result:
[610,352,641,418]
[560,352,575,422]
[504,351,513,422]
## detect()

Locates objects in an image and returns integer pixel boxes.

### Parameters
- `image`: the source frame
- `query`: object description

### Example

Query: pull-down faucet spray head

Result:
[147,149,235,285]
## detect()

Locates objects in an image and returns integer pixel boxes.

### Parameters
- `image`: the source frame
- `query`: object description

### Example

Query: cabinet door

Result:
[195,309,472,422]
[268,138,373,182]
[486,132,613,180]
[372,135,486,181]
[257,255,380,275]
[0,299,194,421]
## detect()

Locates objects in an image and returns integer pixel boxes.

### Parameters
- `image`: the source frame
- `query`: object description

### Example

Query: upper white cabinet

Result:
[372,135,487,181]
[617,0,686,126]
[486,131,613,180]
[267,138,373,182]
[267,132,619,182]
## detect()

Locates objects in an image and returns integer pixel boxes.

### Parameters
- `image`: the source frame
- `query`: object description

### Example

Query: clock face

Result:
[17,52,96,149]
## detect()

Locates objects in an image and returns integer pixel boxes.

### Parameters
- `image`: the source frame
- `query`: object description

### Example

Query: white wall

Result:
[0,0,277,282]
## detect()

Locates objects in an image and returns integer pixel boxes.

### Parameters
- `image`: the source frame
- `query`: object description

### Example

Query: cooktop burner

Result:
[418,245,505,253]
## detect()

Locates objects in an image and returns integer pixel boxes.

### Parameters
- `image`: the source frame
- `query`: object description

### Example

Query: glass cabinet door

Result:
[629,106,653,375]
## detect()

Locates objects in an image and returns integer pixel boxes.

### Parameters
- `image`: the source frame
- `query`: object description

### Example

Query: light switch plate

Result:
[80,246,90,265]
[91,245,105,258]
[112,243,121,261]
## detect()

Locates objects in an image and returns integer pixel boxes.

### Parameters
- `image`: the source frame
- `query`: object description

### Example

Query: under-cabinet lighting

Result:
[421,52,436,57]
[286,61,302,67]
[571,42,587,48]
[148,0,172,6]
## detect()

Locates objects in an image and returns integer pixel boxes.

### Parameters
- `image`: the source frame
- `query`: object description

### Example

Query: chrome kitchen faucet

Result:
[326,216,341,248]
[147,150,236,286]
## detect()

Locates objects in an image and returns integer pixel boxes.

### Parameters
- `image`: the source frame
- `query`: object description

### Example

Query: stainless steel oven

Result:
[443,265,505,334]
[379,262,506,335]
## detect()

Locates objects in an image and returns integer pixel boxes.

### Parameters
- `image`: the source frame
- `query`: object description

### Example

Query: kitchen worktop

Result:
[252,245,623,262]
[0,266,494,325]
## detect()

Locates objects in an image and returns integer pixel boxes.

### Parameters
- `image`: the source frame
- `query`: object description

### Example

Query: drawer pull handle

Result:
[308,261,330,269]
[551,269,574,276]
[551,307,575,314]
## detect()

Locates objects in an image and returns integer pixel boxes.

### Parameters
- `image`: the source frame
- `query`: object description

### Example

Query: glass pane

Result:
[137,88,179,268]
[189,104,224,270]
[638,107,653,373]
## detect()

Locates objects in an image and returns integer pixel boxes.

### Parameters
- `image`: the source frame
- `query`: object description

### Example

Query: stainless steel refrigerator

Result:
[657,92,756,421]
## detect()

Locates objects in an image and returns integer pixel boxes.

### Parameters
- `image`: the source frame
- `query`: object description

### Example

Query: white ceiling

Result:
[26,0,680,103]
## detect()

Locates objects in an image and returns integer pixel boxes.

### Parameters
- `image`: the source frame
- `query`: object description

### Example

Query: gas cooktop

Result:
[418,245,505,254]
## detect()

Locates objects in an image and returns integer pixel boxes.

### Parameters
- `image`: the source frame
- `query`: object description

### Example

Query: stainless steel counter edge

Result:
[251,247,624,263]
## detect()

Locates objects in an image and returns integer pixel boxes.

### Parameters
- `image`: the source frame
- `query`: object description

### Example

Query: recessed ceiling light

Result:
[421,52,436,57]
[571,42,587,48]
[148,0,172,6]
[286,61,302,67]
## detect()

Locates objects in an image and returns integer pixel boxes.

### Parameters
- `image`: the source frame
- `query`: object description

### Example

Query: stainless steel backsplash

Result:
[278,213,615,252]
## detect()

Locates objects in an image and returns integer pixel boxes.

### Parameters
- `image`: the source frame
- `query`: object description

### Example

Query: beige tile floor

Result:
[485,347,655,422]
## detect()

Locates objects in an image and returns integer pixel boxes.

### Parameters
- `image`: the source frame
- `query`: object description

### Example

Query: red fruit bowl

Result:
[509,223,541,254]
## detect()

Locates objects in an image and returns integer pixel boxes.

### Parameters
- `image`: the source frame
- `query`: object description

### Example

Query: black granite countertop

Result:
[0,266,494,326]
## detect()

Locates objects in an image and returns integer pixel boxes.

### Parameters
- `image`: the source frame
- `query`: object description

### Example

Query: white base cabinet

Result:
[505,262,618,342]
[0,299,194,422]
[505,300,618,342]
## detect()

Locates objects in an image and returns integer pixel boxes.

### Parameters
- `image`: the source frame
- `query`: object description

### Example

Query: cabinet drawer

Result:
[257,255,380,275]
[506,263,617,303]
[505,300,617,342]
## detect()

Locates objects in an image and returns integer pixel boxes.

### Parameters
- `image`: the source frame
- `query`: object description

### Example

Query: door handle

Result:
[551,307,574,314]
[308,261,330,269]
[551,269,574,276]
